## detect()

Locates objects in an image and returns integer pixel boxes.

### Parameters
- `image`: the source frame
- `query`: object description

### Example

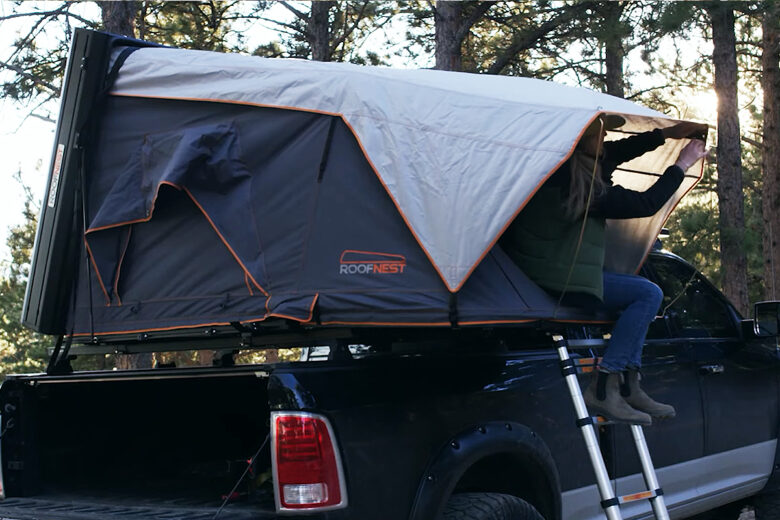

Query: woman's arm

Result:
[602,129,666,168]
[602,122,709,169]
[593,166,684,219]
[593,140,707,219]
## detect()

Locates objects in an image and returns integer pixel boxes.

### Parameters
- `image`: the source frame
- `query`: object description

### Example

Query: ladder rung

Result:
[575,415,619,428]
[594,415,618,427]
[619,489,660,504]
[575,358,599,372]
[556,334,670,520]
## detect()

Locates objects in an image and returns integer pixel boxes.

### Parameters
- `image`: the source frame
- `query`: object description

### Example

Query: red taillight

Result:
[272,412,346,511]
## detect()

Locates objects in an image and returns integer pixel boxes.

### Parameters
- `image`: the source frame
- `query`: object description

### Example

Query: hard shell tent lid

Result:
[38,38,704,339]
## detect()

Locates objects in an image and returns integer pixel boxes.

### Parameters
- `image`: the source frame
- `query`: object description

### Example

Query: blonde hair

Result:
[564,151,607,220]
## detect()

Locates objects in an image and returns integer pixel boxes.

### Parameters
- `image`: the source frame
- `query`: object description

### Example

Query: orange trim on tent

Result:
[85,179,269,298]
[111,92,342,118]
[245,273,254,295]
[339,250,406,263]
[450,111,623,293]
[109,92,452,292]
[180,186,268,296]
[338,116,447,288]
[83,237,111,306]
[316,320,451,327]
[71,320,238,338]
[267,293,320,323]
[85,180,181,234]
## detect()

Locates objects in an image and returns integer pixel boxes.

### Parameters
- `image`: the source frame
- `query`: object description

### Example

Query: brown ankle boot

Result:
[621,370,676,420]
[583,371,652,426]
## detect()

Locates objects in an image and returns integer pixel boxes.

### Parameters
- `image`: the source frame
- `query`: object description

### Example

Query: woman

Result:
[500,116,708,425]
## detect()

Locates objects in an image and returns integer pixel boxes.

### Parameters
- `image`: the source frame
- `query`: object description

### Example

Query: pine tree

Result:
[432,1,496,71]
[0,2,97,111]
[0,174,49,379]
[708,2,750,315]
[252,1,396,63]
[138,1,245,52]
[762,0,780,300]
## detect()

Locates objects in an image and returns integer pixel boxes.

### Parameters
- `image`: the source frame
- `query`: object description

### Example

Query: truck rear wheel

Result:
[442,492,544,520]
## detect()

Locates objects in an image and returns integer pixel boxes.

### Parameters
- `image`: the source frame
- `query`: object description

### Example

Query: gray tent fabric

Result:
[69,96,619,337]
[110,47,702,291]
[60,47,704,338]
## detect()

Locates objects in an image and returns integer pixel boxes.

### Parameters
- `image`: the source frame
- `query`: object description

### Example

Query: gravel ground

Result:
[740,507,756,519]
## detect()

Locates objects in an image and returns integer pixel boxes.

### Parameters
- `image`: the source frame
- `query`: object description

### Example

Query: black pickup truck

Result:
[1,29,779,520]
[1,250,780,520]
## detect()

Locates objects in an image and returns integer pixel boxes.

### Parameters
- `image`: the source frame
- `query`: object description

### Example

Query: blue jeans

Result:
[599,271,664,373]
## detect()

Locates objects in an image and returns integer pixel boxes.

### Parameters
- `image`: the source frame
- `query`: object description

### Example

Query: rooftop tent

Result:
[53,43,702,338]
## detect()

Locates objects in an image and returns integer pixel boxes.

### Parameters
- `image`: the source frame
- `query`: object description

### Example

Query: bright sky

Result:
[0,2,729,267]
[0,18,54,264]
[0,110,53,260]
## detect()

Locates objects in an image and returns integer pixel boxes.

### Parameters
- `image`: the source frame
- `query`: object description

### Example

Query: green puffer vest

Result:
[500,185,606,301]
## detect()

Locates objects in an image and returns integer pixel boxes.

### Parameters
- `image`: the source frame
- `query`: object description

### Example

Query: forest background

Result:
[0,0,778,376]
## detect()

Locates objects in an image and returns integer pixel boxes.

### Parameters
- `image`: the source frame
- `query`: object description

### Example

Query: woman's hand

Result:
[675,140,708,171]
[662,122,709,140]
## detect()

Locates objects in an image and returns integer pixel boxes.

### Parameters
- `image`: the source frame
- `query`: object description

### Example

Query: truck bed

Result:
[0,366,277,519]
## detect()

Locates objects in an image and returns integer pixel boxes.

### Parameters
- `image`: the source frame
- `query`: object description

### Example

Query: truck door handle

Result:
[699,364,725,375]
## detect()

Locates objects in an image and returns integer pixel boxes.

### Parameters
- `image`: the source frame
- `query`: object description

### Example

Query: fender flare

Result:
[408,421,561,520]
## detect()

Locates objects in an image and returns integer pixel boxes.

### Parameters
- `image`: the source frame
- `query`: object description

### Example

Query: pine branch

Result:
[255,15,307,37]
[625,84,676,100]
[454,1,496,43]
[0,59,58,94]
[487,1,593,75]
[0,6,67,22]
[330,0,370,52]
[28,112,56,124]
[741,135,761,148]
[0,6,95,27]
[280,2,309,22]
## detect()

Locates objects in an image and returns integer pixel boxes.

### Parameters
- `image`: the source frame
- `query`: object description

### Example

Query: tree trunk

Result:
[763,0,780,300]
[115,353,153,370]
[197,350,215,367]
[309,1,335,61]
[602,2,626,98]
[103,0,146,370]
[709,3,749,315]
[434,1,463,71]
[100,1,138,37]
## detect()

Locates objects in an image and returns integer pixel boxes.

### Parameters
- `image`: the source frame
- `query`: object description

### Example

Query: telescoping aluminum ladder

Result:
[553,334,670,520]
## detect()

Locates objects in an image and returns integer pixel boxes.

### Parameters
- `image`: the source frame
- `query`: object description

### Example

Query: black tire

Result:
[442,492,545,520]
[753,491,780,519]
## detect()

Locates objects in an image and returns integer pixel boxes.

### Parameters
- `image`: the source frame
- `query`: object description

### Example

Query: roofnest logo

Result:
[339,250,407,275]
